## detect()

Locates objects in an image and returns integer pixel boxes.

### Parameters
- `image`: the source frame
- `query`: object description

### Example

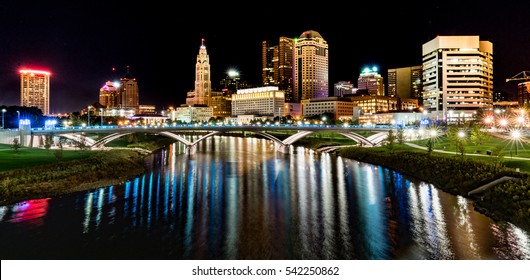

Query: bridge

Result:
[26,124,392,154]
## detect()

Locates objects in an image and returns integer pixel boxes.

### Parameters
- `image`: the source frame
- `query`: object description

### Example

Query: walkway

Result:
[404,143,530,161]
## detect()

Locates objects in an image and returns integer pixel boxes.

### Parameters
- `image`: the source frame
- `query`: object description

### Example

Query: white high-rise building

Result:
[186,38,212,106]
[293,30,328,103]
[20,69,51,115]
[422,36,493,123]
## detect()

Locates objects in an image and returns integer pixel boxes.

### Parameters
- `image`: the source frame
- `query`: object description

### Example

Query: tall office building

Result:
[20,69,51,115]
[99,81,120,108]
[262,37,295,102]
[357,67,384,96]
[187,38,212,106]
[422,36,493,122]
[120,66,139,109]
[293,30,328,103]
[387,65,423,104]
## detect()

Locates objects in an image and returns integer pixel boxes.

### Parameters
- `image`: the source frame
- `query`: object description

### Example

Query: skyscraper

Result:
[120,66,139,110]
[422,36,493,122]
[187,38,211,106]
[20,69,51,115]
[387,65,423,104]
[99,81,120,108]
[262,37,294,102]
[293,30,328,103]
[357,67,384,96]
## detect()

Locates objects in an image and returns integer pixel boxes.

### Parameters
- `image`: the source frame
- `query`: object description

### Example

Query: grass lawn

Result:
[399,133,530,173]
[0,144,93,172]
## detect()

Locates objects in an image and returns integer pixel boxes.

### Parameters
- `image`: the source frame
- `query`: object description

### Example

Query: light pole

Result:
[512,130,521,156]
[100,108,103,126]
[457,130,466,155]
[16,110,20,127]
[1,108,6,129]
[87,106,91,127]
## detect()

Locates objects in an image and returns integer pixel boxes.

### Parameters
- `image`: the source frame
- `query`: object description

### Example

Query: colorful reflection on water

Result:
[0,136,529,259]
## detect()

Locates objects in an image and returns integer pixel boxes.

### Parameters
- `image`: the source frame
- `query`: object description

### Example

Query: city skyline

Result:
[1,1,529,113]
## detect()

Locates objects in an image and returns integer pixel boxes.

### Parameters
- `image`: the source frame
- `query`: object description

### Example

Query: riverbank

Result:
[334,145,530,232]
[0,148,150,206]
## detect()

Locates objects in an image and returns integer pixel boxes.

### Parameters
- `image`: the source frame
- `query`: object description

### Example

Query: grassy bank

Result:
[0,144,94,172]
[0,149,147,206]
[0,133,182,206]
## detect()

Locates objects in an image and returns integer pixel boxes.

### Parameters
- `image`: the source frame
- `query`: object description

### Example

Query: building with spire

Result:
[186,38,212,106]
[120,66,139,110]
[293,30,329,103]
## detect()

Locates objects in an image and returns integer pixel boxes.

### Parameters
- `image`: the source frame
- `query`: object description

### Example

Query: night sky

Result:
[1,1,529,114]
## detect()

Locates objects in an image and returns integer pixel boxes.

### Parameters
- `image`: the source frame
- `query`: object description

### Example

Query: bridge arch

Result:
[256,130,377,152]
[158,131,221,149]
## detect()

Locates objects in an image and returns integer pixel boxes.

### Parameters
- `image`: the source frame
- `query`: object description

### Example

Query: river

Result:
[0,136,529,259]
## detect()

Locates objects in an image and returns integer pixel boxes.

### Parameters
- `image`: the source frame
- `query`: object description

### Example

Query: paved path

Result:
[404,143,530,161]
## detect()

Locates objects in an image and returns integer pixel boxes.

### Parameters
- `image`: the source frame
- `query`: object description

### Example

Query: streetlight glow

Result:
[511,130,522,155]
[1,108,6,129]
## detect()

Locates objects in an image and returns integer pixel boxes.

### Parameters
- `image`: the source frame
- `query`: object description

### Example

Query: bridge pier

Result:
[276,143,290,154]
[185,145,197,155]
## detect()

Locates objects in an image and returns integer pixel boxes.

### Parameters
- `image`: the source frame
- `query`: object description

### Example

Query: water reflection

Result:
[0,136,529,260]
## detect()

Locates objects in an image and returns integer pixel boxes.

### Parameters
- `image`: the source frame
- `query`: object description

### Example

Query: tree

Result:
[44,132,54,150]
[12,137,21,153]
[76,136,88,151]
[446,125,467,156]
[385,129,396,151]
[426,137,434,155]
[396,126,405,144]
[470,124,490,146]
[54,137,64,161]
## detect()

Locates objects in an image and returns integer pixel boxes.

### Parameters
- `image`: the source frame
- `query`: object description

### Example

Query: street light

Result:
[87,105,91,127]
[1,108,6,129]
[511,130,521,156]
[100,108,103,126]
[457,130,466,155]
[16,110,20,127]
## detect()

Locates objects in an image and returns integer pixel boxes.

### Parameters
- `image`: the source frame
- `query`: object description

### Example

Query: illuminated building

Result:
[99,81,120,108]
[293,30,328,103]
[20,69,51,115]
[138,105,157,115]
[301,97,356,120]
[357,67,384,96]
[173,104,213,123]
[422,35,493,123]
[387,66,423,104]
[262,37,295,102]
[231,86,285,118]
[186,38,211,106]
[120,67,139,110]
[210,90,232,118]
[349,95,418,114]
